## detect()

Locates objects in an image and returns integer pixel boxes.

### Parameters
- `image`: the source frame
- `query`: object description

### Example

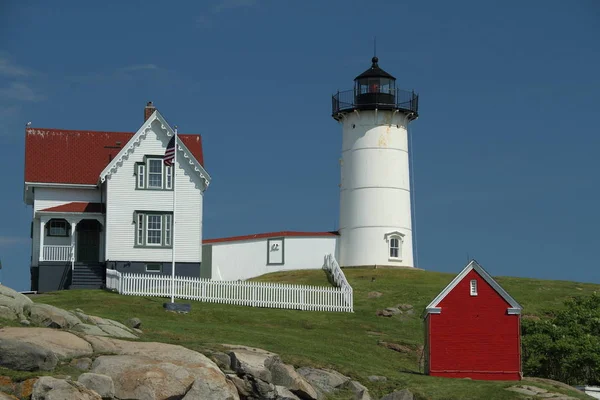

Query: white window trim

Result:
[146,214,162,246]
[165,214,172,246]
[470,279,478,296]
[147,159,163,189]
[134,212,172,248]
[136,214,144,245]
[165,165,172,190]
[384,231,405,262]
[137,164,145,189]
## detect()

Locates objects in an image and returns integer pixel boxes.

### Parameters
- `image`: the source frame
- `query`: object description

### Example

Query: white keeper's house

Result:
[23,56,420,292]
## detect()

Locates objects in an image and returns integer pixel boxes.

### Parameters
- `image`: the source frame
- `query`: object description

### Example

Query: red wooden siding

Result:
[427,269,521,380]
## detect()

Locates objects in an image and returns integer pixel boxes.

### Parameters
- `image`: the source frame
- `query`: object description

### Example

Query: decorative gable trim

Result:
[423,259,522,317]
[384,231,405,241]
[98,111,211,190]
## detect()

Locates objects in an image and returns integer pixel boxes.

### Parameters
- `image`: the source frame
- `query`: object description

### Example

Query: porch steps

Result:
[71,264,105,289]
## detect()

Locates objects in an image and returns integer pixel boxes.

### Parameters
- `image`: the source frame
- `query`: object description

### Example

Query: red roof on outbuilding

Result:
[24,127,204,185]
[204,231,339,244]
[40,202,105,213]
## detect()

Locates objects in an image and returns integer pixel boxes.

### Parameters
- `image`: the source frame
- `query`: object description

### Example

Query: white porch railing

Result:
[106,254,353,313]
[43,245,72,262]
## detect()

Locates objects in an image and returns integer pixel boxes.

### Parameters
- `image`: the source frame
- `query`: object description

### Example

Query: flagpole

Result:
[171,126,177,303]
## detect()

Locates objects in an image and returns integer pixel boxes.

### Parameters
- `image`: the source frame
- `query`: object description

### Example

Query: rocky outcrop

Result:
[0,338,58,371]
[31,376,102,400]
[77,373,115,400]
[26,304,83,329]
[376,304,414,318]
[225,344,319,400]
[1,327,93,359]
[88,338,239,400]
[0,285,33,321]
[296,367,350,396]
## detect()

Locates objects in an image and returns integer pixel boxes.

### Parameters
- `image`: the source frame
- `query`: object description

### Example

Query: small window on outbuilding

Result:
[470,279,478,296]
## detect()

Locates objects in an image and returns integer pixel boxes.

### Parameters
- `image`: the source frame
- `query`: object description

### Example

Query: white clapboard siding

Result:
[33,187,101,212]
[105,124,202,263]
[105,254,353,313]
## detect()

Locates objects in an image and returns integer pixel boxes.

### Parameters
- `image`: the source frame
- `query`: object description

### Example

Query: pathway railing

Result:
[105,256,353,313]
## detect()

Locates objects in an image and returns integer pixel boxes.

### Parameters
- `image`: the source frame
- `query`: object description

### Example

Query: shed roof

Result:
[423,260,522,316]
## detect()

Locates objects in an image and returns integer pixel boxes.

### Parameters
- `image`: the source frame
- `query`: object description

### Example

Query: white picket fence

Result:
[105,254,353,312]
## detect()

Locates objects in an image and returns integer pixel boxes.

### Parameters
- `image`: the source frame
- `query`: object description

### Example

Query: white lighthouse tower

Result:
[332,56,419,268]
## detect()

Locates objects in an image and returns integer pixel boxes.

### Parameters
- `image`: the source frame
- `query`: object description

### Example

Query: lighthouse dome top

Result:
[354,56,396,80]
[331,56,419,122]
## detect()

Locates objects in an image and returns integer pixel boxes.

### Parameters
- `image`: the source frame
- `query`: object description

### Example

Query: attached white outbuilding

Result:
[202,231,339,281]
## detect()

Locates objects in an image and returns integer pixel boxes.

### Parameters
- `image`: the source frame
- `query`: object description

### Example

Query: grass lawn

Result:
[24,267,599,400]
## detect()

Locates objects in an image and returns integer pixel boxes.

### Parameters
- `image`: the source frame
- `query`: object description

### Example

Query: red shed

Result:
[423,260,522,381]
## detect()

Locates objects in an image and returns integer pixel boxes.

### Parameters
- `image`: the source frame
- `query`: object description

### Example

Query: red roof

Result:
[204,231,339,244]
[24,127,204,185]
[40,202,105,213]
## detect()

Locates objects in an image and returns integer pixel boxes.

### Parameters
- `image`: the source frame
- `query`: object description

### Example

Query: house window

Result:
[135,157,173,190]
[148,159,163,188]
[134,211,173,247]
[146,263,162,273]
[470,279,478,296]
[147,215,162,245]
[165,165,172,189]
[137,164,145,189]
[48,219,69,237]
[136,214,144,246]
[165,214,172,246]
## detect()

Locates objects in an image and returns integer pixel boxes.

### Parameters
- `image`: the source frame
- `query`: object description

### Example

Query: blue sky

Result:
[1,0,599,291]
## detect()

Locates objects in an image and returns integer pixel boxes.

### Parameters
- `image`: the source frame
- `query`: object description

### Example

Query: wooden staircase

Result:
[71,263,105,289]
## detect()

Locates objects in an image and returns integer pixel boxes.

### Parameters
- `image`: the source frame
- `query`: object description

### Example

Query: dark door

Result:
[77,220,100,263]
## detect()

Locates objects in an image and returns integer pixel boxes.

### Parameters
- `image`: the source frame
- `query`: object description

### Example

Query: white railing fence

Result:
[105,258,353,313]
[323,253,353,308]
[43,245,72,262]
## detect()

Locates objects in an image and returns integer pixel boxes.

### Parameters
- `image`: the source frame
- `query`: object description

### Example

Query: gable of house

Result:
[424,260,522,315]
[99,112,209,265]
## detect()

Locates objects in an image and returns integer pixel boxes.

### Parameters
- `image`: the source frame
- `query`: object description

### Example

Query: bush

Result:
[522,293,600,385]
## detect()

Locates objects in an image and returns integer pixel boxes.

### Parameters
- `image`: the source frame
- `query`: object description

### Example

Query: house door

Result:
[77,220,100,263]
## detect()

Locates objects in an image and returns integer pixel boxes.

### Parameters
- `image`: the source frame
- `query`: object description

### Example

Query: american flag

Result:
[164,135,175,166]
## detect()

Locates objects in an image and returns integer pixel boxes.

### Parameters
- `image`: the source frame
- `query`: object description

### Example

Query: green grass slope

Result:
[23,267,599,400]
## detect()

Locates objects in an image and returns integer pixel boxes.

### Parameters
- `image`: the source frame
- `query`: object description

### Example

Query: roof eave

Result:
[424,259,523,312]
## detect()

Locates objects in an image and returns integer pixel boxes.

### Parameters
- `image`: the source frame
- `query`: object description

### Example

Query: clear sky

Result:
[1,0,599,291]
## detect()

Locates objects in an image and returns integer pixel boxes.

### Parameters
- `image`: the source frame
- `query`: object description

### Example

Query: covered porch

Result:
[36,202,105,265]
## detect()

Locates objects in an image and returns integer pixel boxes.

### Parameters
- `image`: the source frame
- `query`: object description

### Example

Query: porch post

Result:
[39,218,46,262]
[70,220,78,270]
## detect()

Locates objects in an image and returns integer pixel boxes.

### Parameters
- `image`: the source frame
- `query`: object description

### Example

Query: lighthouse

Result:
[332,56,419,268]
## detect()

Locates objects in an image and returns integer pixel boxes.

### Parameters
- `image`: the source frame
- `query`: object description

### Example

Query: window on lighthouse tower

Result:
[390,238,399,258]
[385,231,404,261]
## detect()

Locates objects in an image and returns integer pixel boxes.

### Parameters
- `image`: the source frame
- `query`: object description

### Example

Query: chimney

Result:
[144,101,156,121]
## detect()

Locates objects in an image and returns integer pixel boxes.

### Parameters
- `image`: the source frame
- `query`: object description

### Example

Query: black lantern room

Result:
[354,56,396,106]
[332,57,419,122]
